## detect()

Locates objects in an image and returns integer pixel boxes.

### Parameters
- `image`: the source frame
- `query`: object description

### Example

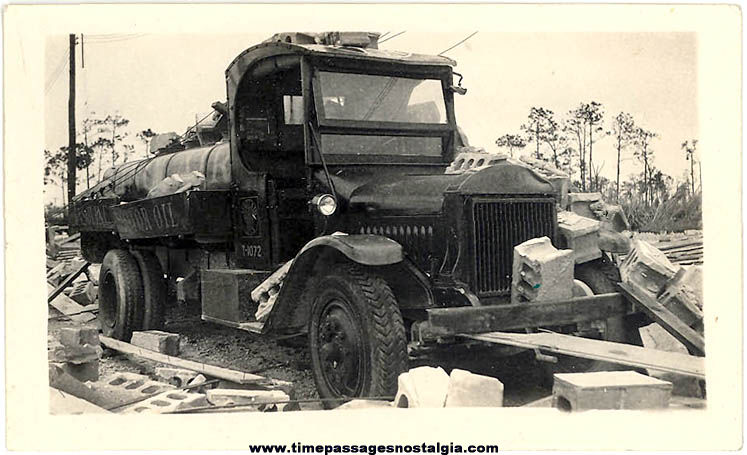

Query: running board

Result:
[463,331,705,379]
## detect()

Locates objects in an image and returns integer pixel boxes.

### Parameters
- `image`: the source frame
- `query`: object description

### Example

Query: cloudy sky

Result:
[44,31,697,204]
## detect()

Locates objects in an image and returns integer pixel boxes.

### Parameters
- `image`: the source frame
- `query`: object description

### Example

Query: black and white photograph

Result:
[4,3,742,451]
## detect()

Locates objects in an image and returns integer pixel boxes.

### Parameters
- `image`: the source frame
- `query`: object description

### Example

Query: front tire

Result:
[308,264,407,408]
[98,249,144,341]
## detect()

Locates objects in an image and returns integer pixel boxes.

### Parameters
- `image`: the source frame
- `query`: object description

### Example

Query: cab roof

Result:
[226,32,456,102]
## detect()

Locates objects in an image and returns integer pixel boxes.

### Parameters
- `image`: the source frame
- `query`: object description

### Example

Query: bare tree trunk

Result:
[535,124,541,159]
[690,156,695,197]
[616,138,621,202]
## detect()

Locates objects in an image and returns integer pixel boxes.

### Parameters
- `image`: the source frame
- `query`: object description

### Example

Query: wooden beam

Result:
[47,284,96,323]
[465,331,705,379]
[425,293,632,337]
[47,261,90,303]
[99,336,293,392]
[618,283,705,356]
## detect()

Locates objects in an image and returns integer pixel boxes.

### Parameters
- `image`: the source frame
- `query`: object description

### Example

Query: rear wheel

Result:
[308,264,408,408]
[98,249,144,341]
[132,250,166,330]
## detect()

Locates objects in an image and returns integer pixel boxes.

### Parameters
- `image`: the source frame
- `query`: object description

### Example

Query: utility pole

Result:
[67,34,77,208]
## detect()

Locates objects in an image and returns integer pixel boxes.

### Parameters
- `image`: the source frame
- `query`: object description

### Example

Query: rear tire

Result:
[132,250,166,330]
[308,264,408,408]
[98,249,144,341]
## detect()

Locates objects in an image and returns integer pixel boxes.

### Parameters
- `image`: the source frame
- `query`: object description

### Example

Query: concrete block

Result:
[557,211,602,263]
[394,366,450,408]
[58,327,99,348]
[552,371,672,411]
[444,369,504,407]
[619,240,680,296]
[120,390,209,414]
[155,367,202,387]
[130,330,180,355]
[589,201,630,232]
[50,360,99,382]
[69,281,97,306]
[658,268,704,328]
[598,229,632,254]
[568,192,602,219]
[48,341,102,364]
[640,324,705,398]
[511,237,574,304]
[94,372,176,410]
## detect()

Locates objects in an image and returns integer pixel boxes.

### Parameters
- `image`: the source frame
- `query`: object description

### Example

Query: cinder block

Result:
[598,229,632,254]
[155,367,202,387]
[394,366,450,408]
[557,211,602,263]
[120,390,209,414]
[658,269,704,329]
[50,360,99,382]
[206,389,291,408]
[619,240,680,296]
[59,327,99,348]
[48,341,102,364]
[568,192,602,219]
[511,237,574,304]
[130,330,180,355]
[94,372,176,410]
[552,371,672,411]
[69,281,97,306]
[444,369,504,407]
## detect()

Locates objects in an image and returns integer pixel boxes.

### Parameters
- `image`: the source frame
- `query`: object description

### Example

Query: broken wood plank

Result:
[618,282,705,356]
[465,331,705,379]
[426,293,633,337]
[99,336,293,391]
[47,284,97,323]
[59,232,81,245]
[47,261,90,304]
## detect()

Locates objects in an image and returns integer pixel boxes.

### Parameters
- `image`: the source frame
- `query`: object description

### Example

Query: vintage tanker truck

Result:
[71,31,645,405]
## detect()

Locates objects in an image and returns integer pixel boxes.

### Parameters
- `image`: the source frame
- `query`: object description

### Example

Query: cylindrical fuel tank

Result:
[98,141,231,201]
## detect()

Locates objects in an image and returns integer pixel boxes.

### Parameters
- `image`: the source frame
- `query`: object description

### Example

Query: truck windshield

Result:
[317,71,447,124]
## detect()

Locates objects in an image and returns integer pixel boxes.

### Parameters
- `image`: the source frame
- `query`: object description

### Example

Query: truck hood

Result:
[331,161,555,216]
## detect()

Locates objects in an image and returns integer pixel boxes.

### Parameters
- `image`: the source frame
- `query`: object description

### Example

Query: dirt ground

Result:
[48,297,553,409]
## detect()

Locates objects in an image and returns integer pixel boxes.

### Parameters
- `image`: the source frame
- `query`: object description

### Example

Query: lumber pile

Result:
[632,230,703,265]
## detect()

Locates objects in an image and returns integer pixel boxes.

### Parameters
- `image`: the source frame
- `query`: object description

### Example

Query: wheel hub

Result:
[317,300,363,397]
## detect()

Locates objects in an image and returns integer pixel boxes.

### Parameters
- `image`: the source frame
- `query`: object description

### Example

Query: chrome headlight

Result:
[311,194,337,216]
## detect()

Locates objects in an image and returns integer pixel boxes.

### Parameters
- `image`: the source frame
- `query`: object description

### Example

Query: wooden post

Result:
[67,34,77,207]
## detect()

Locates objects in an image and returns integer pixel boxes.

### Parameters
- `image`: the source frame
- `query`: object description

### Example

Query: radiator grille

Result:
[358,223,434,269]
[472,198,556,296]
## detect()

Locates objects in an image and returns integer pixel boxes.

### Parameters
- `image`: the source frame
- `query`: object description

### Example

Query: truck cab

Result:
[71,32,643,406]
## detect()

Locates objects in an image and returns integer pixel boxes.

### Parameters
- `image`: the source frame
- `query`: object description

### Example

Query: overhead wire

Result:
[378,30,405,44]
[45,48,70,94]
[438,31,478,56]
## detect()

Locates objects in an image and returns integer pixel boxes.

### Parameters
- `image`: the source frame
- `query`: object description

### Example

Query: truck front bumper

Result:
[420,292,635,340]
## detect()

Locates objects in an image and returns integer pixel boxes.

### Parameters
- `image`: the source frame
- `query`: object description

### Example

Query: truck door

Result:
[233,172,274,269]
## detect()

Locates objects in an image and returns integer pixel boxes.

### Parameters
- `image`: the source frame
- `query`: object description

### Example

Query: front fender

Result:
[298,234,403,266]
[263,234,404,333]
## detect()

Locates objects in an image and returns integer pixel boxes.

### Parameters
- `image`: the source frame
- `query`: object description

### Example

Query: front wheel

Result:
[308,264,408,408]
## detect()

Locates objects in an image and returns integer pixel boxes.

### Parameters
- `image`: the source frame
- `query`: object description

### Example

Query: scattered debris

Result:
[47,284,97,323]
[552,371,672,411]
[512,237,574,304]
[155,367,204,387]
[131,330,181,356]
[99,335,294,392]
[119,389,209,414]
[206,389,295,412]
